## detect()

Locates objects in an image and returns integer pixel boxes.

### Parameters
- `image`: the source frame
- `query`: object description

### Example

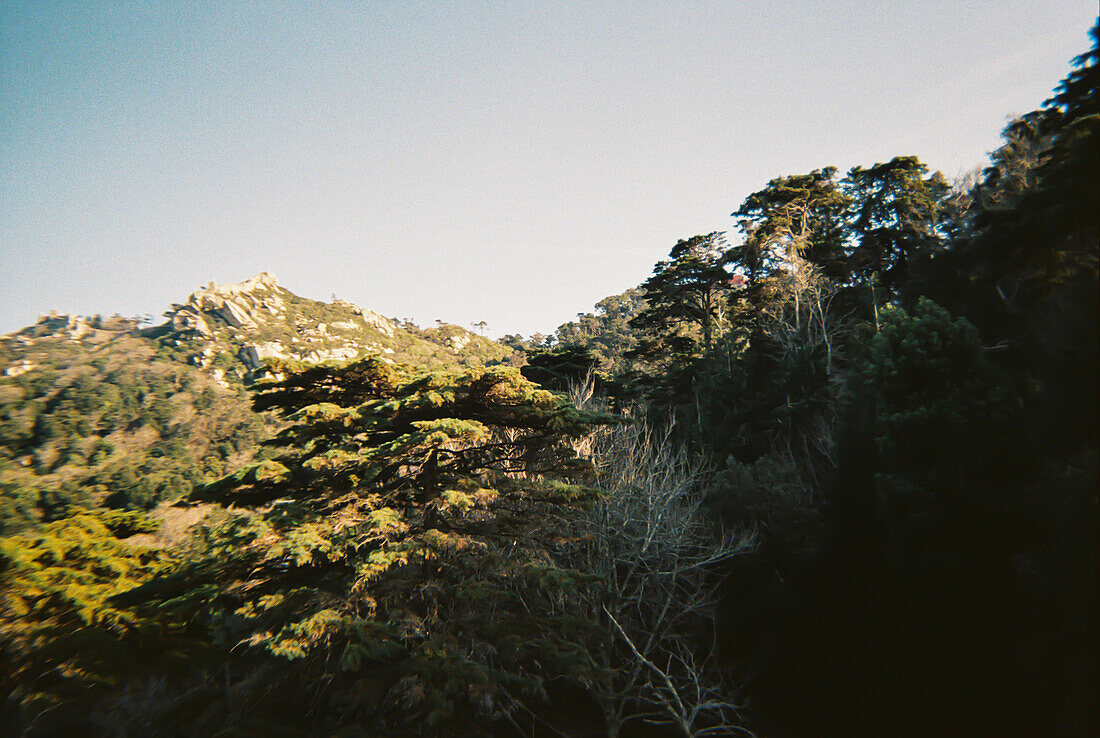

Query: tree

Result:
[843,156,949,290]
[0,510,168,728]
[934,24,1098,452]
[126,357,620,735]
[554,288,647,375]
[1036,20,1099,239]
[630,233,732,357]
[521,344,601,393]
[732,167,851,282]
[849,299,1027,529]
[959,23,1098,311]
[977,112,1051,213]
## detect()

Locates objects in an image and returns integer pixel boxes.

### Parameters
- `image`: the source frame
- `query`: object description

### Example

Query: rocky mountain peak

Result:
[194,272,280,301]
[171,272,286,336]
[3,274,513,389]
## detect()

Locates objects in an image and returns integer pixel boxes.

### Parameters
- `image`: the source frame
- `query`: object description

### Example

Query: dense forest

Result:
[0,24,1096,738]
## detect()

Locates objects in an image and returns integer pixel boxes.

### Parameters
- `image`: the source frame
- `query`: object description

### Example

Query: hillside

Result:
[151,272,512,381]
[0,24,1096,737]
[0,274,515,532]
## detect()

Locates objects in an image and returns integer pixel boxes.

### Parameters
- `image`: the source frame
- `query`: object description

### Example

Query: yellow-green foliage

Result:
[410,418,489,446]
[0,510,171,697]
[152,359,617,725]
[244,459,290,483]
[264,522,337,566]
[0,510,165,632]
[367,506,406,534]
[439,489,475,512]
[1,356,618,734]
[264,608,345,660]
[293,401,351,424]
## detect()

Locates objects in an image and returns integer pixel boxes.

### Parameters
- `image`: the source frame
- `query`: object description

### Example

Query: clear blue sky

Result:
[1,1,1095,336]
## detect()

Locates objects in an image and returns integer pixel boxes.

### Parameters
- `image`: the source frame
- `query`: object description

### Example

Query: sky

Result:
[1,1,1096,337]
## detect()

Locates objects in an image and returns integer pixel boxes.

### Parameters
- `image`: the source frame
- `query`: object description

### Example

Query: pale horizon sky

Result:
[1,2,1096,337]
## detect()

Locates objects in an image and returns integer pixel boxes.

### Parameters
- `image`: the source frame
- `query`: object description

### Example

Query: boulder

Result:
[361,311,396,337]
[172,308,213,337]
[3,360,36,377]
[238,341,298,368]
[303,347,360,364]
[443,333,471,352]
[215,299,256,329]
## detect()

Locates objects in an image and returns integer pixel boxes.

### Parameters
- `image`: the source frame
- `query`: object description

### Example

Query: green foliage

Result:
[630,232,733,357]
[843,156,949,290]
[552,289,647,374]
[711,453,819,558]
[931,25,1098,456]
[380,320,515,369]
[0,510,170,708]
[521,344,602,393]
[0,335,275,529]
[0,477,42,534]
[732,166,850,280]
[850,299,1028,540]
[110,358,617,734]
[1037,20,1099,244]
[0,27,1094,737]
[703,40,1095,734]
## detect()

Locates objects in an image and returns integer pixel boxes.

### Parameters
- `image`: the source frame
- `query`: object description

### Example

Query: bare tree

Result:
[556,408,757,737]
[755,261,849,491]
[760,259,845,375]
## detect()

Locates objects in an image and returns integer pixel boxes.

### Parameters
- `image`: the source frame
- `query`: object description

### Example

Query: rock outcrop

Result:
[3,360,36,377]
[442,333,472,352]
[175,273,282,335]
[238,341,297,368]
[156,273,402,377]
[3,272,512,385]
[18,313,96,341]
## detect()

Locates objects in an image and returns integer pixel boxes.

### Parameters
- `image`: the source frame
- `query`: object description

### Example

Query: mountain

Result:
[0,274,515,532]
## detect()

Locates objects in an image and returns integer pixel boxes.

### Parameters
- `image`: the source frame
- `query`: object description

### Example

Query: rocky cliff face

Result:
[171,273,290,336]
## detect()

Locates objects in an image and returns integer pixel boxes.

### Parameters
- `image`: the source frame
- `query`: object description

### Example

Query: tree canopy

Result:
[630,233,732,359]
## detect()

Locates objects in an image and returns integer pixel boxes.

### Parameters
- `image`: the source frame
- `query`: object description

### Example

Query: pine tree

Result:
[732,166,851,282]
[843,156,949,291]
[630,233,732,358]
[134,357,619,734]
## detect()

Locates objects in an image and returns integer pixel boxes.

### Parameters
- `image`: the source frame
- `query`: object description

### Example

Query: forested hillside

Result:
[0,274,512,534]
[0,24,1096,738]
